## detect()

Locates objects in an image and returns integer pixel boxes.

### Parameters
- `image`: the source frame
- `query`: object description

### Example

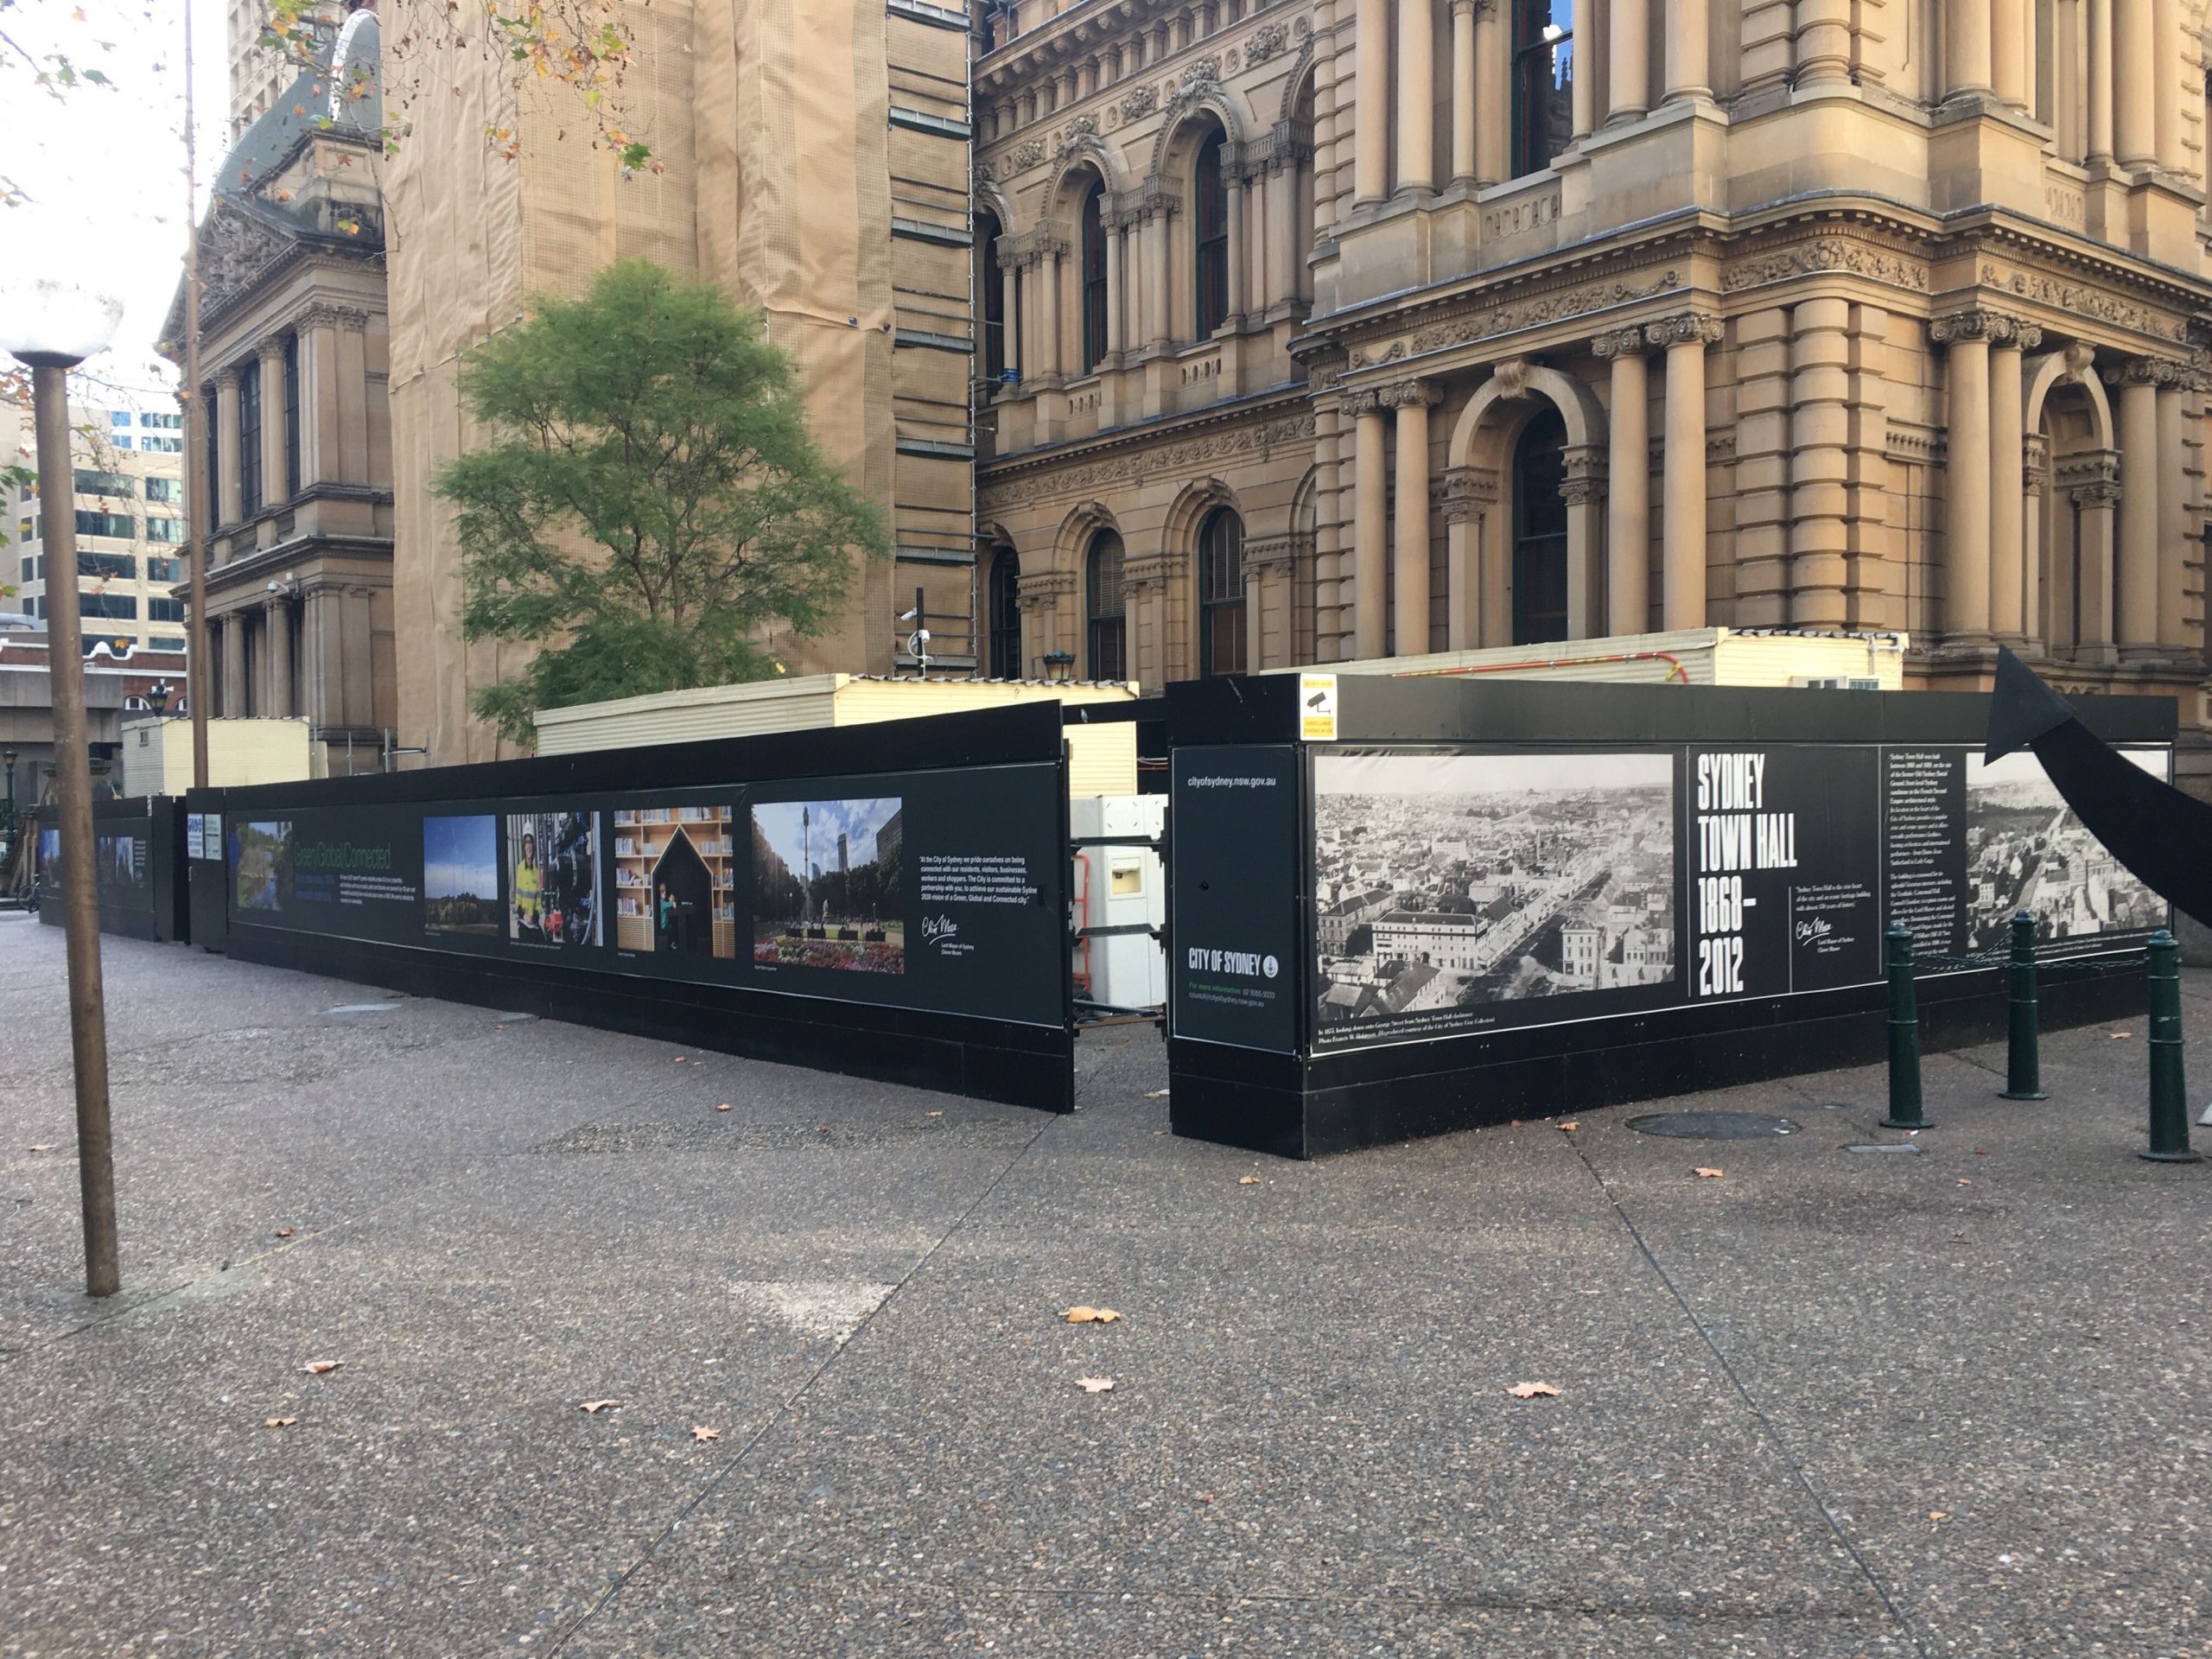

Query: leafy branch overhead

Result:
[257,0,655,168]
[437,259,887,747]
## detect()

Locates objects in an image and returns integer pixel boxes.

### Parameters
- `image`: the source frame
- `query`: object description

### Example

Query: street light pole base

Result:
[1878,1116,1935,1131]
[1998,1089,2049,1101]
[2139,1148,2204,1164]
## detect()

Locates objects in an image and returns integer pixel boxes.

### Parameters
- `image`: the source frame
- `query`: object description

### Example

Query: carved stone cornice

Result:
[1559,479,1605,506]
[1375,378,1442,410]
[2071,480,2123,507]
[1433,466,1499,524]
[1122,551,1181,594]
[1560,445,1606,506]
[2055,449,2120,492]
[1344,268,1683,370]
[1340,389,1382,416]
[1015,569,1076,609]
[1644,313,1726,350]
[1119,179,1181,225]
[2101,354,2190,388]
[1242,533,1307,573]
[1929,308,2041,348]
[1591,326,1649,359]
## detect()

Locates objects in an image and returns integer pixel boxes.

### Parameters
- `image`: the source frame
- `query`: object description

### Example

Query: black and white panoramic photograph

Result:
[1313,751,1675,1038]
[1964,748,2168,950]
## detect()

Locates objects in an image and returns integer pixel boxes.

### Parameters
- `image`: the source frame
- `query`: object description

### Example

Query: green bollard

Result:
[1999,910,2048,1101]
[1880,924,1931,1130]
[2141,930,2202,1163]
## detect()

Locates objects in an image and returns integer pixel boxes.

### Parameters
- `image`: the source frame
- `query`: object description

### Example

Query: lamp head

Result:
[0,269,124,370]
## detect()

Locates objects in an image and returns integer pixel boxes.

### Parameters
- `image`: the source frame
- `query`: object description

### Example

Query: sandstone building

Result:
[167,70,398,774]
[971,0,2212,782]
[382,0,981,765]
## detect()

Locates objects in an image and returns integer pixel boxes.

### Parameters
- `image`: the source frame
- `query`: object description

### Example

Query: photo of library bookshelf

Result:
[612,803,738,960]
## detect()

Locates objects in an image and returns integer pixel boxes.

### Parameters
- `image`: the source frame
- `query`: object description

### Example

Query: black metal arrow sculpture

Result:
[1984,645,2212,930]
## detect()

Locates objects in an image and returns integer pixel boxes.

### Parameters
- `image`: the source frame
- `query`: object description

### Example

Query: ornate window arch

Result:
[1510,409,1570,645]
[1510,0,1575,178]
[986,544,1022,677]
[1197,506,1246,676]
[1078,177,1109,373]
[1086,530,1128,681]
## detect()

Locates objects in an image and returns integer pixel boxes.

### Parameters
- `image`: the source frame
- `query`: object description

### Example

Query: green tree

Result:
[438,259,887,746]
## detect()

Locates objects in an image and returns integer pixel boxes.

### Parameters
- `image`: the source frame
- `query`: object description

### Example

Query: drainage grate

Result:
[1626,1111,1800,1140]
[322,1002,400,1016]
[1845,1141,1923,1155]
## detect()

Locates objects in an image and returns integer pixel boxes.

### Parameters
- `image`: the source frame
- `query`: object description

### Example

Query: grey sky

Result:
[7,0,232,400]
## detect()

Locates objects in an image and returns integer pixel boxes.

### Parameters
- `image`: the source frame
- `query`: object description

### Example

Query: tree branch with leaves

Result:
[437,260,887,747]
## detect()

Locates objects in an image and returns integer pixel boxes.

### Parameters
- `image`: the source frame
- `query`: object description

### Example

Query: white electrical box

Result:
[1070,794,1167,1010]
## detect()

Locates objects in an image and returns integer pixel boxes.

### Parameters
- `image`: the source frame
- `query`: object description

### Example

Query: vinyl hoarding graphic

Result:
[1312,750,1676,1049]
[1173,747,1300,1052]
[1294,741,2171,1055]
[222,763,1066,1029]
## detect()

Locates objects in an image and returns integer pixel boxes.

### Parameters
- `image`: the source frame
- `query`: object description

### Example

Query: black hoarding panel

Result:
[1311,748,1680,1052]
[1687,745,1882,1002]
[1171,746,1301,1054]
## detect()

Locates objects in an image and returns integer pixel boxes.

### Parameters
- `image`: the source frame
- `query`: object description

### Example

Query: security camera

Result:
[266,580,283,593]
[898,607,920,621]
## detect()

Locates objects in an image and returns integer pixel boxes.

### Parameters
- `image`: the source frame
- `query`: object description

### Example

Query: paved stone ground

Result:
[1,912,2208,1658]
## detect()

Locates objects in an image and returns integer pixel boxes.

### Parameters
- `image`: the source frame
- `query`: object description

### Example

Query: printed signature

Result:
[921,914,960,944]
[1794,917,1834,944]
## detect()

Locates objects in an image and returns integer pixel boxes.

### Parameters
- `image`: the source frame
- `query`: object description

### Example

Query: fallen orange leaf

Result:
[1508,1382,1561,1399]
[1064,1306,1122,1325]
[264,1416,296,1428]
[1238,1176,1261,1185]
[1694,1166,1725,1179]
[580,1400,620,1414]
[692,1425,721,1443]
[715,1103,730,1112]
[302,1359,342,1376]
[26,1144,55,1154]
[1558,1122,1580,1133]
[273,1227,296,1238]
[1074,1376,1116,1394]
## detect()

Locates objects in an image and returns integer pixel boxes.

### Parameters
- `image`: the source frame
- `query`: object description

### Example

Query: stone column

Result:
[221,607,248,717]
[1988,327,2041,639]
[1796,0,1853,87]
[2072,476,2121,656]
[1944,0,1993,96]
[1103,216,1123,357]
[299,307,340,492]
[1561,451,1605,639]
[2112,359,2162,652]
[1993,0,2030,106]
[1666,0,1711,100]
[266,598,294,719]
[1039,247,1063,379]
[299,585,327,728]
[1570,11,1597,141]
[1351,392,1389,659]
[2153,0,2182,169]
[1473,0,1505,186]
[1224,169,1247,322]
[1147,202,1173,352]
[1397,0,1435,193]
[215,369,242,530]
[1594,327,1650,633]
[1931,311,1994,640]
[1269,150,1300,312]
[1355,0,1389,201]
[1451,0,1477,184]
[2086,0,2113,164]
[2115,0,2154,167]
[2156,370,2189,647]
[1000,255,1022,376]
[1383,381,1440,654]
[1649,313,1723,630]
[257,338,289,507]
[1609,0,1648,122]
[1437,467,1496,649]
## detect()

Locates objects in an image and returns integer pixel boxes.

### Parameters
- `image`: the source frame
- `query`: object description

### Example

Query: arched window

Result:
[986,546,1022,677]
[1511,409,1570,645]
[1086,530,1127,681]
[1194,129,1230,337]
[1510,0,1575,178]
[1197,508,1246,676]
[977,211,1006,381]
[1079,179,1109,373]
[236,358,264,518]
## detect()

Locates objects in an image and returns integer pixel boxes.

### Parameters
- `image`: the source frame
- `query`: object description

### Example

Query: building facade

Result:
[381,0,981,766]
[167,72,398,773]
[972,0,2212,782]
[7,401,191,658]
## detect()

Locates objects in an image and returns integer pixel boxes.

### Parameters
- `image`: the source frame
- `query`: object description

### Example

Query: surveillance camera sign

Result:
[1299,674,1338,742]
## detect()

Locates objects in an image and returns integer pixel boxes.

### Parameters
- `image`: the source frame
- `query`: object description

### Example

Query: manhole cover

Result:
[1626,1111,1799,1140]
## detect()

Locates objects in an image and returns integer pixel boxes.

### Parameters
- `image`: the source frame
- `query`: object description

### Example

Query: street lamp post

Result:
[1,270,126,1299]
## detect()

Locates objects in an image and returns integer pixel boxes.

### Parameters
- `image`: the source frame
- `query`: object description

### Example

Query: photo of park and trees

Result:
[750,798,905,974]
